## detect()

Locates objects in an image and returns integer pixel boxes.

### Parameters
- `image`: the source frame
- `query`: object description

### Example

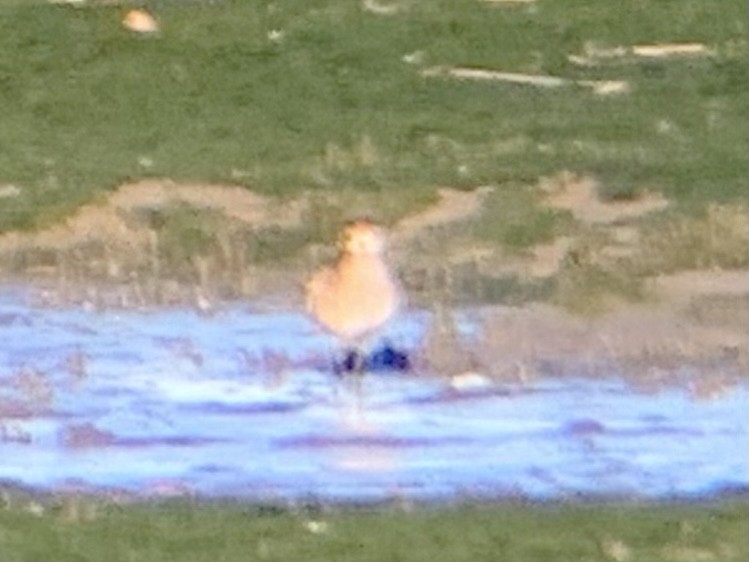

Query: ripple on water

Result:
[0,286,747,502]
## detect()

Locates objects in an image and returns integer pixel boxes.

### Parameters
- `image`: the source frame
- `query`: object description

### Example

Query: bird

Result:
[305,219,403,373]
[122,9,160,34]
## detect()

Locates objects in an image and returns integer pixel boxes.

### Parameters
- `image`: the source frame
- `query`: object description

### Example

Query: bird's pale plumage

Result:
[305,220,402,345]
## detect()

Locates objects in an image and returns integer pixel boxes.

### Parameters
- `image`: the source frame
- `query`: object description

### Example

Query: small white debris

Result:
[579,80,630,96]
[304,520,329,534]
[26,501,45,517]
[362,0,399,15]
[230,168,252,180]
[656,119,678,134]
[569,42,710,66]
[422,66,629,95]
[567,54,595,67]
[402,50,425,65]
[423,66,569,87]
[137,156,154,169]
[449,371,493,391]
[194,289,214,316]
[601,538,632,562]
[0,184,21,198]
[632,43,708,58]
[268,29,284,43]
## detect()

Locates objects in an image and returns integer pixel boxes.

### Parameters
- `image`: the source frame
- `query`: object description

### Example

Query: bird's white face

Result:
[339,221,386,256]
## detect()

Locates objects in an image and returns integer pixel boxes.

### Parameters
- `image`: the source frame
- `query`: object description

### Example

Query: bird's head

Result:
[338,219,387,256]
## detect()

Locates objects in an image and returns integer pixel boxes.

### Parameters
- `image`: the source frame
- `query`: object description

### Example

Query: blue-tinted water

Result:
[1,286,746,501]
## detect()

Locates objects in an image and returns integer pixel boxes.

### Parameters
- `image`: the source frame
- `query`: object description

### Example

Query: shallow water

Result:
[1,286,747,502]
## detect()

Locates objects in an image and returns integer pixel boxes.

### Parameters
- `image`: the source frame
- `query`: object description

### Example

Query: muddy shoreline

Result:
[1,282,746,504]
[1,179,746,414]
[1,275,746,390]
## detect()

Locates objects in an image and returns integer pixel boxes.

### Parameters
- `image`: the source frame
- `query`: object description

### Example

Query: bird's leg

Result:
[336,343,367,414]
[351,345,368,375]
[334,345,367,376]
[350,349,366,417]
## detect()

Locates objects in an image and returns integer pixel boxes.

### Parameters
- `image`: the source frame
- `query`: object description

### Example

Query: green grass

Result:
[0,495,746,562]
[0,0,746,235]
[473,183,570,248]
[0,5,746,553]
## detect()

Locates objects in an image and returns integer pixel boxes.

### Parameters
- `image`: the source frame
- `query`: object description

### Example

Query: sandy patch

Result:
[0,205,137,254]
[653,269,747,302]
[0,180,313,309]
[106,180,305,226]
[540,172,668,223]
[0,181,503,307]
[523,237,573,278]
[469,237,573,280]
[0,179,306,254]
[474,299,747,384]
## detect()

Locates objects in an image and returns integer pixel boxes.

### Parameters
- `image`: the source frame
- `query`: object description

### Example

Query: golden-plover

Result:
[305,219,403,370]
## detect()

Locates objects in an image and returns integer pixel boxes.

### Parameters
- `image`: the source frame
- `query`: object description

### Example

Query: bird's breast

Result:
[309,255,402,341]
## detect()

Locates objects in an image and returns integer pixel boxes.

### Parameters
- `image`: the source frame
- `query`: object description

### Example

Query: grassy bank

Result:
[1,494,747,562]
[0,0,746,312]
[0,0,746,234]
